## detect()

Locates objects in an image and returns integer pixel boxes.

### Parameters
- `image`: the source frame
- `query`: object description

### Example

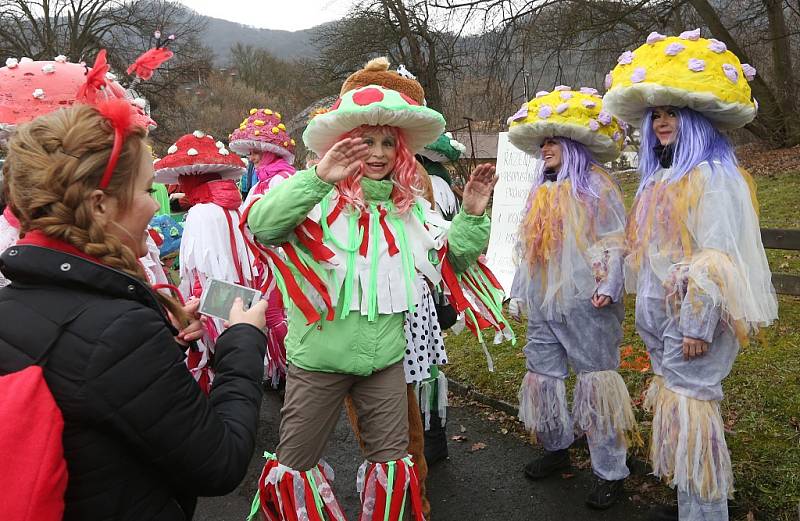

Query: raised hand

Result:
[315,137,370,184]
[462,163,498,216]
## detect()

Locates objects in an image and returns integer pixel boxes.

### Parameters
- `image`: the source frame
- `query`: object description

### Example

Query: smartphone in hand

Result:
[199,279,262,321]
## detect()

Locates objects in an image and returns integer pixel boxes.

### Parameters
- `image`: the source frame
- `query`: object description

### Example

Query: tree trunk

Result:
[763,0,800,146]
[687,0,799,146]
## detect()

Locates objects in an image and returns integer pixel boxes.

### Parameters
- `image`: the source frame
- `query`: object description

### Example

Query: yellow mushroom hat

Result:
[507,86,625,162]
[602,29,757,129]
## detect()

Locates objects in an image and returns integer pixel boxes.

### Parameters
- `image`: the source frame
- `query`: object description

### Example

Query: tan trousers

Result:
[276,362,409,471]
[346,384,430,518]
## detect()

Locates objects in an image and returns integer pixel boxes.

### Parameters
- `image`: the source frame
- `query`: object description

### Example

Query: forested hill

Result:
[200,16,327,61]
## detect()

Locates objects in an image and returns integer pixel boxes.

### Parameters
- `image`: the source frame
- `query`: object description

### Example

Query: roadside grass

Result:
[445,169,800,520]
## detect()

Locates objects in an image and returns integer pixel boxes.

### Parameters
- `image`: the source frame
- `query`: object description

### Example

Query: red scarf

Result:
[179,175,242,210]
[16,230,102,263]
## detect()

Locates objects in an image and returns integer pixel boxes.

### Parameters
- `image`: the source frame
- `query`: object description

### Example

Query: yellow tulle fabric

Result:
[625,165,777,343]
[650,387,734,501]
[517,169,627,317]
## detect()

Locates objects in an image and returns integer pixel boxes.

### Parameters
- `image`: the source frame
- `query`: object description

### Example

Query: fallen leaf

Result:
[746,511,755,521]
[451,435,468,442]
[500,428,509,435]
[470,442,487,452]
[560,472,575,479]
[460,424,467,433]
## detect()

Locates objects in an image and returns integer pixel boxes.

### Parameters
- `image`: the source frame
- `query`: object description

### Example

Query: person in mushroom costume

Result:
[602,29,778,521]
[330,58,476,518]
[244,80,508,520]
[506,86,637,510]
[230,107,297,207]
[0,52,163,289]
[414,131,468,467]
[417,132,465,220]
[154,130,258,393]
[229,107,297,387]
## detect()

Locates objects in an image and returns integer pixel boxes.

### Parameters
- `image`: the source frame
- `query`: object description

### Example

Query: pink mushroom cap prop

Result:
[228,107,295,162]
[153,130,246,184]
[0,57,155,136]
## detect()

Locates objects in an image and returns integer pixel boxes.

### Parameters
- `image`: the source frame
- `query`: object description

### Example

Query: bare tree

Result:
[154,72,268,152]
[433,0,800,147]
[0,0,215,146]
[315,0,466,111]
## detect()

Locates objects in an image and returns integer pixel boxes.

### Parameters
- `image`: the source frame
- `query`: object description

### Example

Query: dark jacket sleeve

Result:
[83,305,266,496]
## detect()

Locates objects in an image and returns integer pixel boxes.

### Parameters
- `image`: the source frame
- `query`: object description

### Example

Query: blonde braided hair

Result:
[3,104,188,325]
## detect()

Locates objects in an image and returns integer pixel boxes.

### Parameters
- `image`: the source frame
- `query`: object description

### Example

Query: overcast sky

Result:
[177,0,356,31]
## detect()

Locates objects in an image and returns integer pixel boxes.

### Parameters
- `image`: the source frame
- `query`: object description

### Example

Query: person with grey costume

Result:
[506,86,638,510]
[602,31,778,521]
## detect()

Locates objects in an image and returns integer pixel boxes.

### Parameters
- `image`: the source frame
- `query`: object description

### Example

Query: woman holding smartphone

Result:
[0,102,268,521]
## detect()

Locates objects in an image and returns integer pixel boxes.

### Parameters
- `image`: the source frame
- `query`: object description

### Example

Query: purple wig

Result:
[527,137,600,203]
[638,107,739,193]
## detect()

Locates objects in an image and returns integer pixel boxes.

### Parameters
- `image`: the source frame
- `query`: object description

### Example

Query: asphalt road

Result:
[195,391,651,521]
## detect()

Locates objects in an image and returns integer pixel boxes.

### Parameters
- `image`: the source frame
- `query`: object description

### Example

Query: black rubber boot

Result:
[647,504,679,521]
[423,401,448,465]
[586,477,626,510]
[523,449,570,479]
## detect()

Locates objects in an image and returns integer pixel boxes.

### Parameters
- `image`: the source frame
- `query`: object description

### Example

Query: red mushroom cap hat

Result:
[0,56,155,136]
[153,130,245,183]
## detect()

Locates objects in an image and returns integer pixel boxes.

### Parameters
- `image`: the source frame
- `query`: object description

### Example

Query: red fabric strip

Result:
[477,259,504,290]
[407,464,426,521]
[378,208,399,256]
[258,460,279,521]
[327,197,346,227]
[295,222,336,263]
[282,243,334,321]
[302,472,325,521]
[222,208,246,285]
[387,462,407,521]
[438,254,470,314]
[280,473,299,521]
[263,248,321,324]
[371,463,387,521]
[237,198,269,288]
[358,211,370,257]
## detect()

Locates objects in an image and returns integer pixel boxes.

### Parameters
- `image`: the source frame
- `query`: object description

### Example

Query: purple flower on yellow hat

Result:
[722,63,738,83]
[665,43,685,56]
[631,67,646,83]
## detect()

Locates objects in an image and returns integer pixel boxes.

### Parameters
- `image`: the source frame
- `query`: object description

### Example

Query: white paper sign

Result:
[485,132,541,295]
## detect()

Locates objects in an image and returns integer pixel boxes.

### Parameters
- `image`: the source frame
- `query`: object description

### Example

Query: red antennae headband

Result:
[95,98,135,189]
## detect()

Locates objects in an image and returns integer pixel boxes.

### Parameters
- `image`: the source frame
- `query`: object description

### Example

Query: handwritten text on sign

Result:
[485,132,540,295]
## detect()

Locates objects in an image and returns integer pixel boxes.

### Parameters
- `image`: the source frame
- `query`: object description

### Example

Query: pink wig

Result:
[335,125,420,214]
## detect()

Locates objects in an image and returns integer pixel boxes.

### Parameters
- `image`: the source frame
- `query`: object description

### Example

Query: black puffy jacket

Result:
[0,244,267,521]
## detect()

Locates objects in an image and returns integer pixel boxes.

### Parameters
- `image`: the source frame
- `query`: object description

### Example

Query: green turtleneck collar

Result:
[361,177,394,203]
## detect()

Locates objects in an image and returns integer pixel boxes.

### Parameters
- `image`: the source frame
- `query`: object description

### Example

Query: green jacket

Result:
[248,167,490,376]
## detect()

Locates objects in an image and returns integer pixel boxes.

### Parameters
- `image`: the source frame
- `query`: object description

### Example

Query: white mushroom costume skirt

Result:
[230,107,300,386]
[154,131,260,394]
[603,29,778,519]
[507,87,639,481]
[243,85,513,521]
